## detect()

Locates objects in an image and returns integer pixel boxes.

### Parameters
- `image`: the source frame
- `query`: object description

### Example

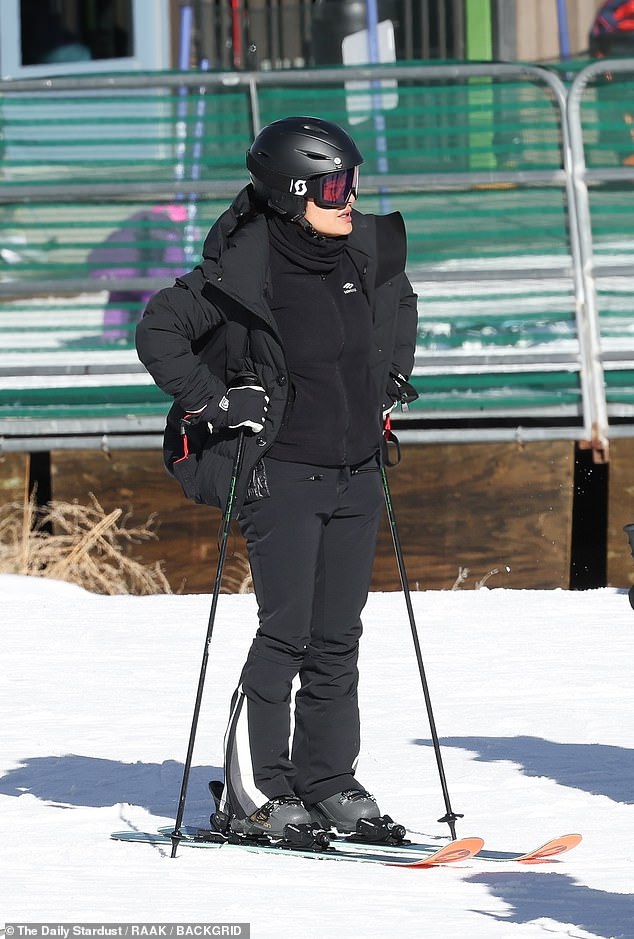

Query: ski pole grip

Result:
[229,369,260,388]
[382,416,402,467]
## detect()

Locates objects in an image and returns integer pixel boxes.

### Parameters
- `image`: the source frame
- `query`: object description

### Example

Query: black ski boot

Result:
[309,788,407,843]
[209,782,329,849]
[231,796,313,837]
[232,797,330,849]
[310,788,381,832]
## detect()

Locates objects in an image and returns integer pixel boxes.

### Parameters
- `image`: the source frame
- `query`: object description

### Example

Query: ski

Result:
[475,832,582,864]
[339,831,582,864]
[111,825,484,868]
[111,825,581,867]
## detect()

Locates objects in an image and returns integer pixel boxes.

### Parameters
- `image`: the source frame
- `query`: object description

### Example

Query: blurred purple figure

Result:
[89,204,188,344]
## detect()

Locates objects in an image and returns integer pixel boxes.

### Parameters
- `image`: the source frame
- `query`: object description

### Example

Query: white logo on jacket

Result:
[342,282,357,294]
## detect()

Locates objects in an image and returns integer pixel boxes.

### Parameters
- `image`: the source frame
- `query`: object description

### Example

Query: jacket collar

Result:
[195,186,273,320]
[201,185,256,262]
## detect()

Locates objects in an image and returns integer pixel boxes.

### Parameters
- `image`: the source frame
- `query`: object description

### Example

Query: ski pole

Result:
[381,421,463,841]
[170,428,245,857]
[170,373,259,857]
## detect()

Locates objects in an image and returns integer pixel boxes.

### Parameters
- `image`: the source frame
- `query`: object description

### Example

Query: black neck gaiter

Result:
[267,214,346,274]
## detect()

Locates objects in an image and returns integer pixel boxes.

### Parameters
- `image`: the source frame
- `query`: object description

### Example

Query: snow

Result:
[1,574,634,939]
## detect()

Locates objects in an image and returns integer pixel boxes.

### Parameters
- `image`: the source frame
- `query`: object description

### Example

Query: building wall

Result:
[515,0,604,61]
[46,441,575,593]
[167,1,608,70]
[6,439,634,593]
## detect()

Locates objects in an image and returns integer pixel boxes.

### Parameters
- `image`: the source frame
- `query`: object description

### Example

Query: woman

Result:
[136,116,418,839]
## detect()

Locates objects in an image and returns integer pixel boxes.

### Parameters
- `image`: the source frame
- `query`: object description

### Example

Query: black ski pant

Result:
[222,455,383,819]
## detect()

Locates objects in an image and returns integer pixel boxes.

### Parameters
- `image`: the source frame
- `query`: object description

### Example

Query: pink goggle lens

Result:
[317,166,359,207]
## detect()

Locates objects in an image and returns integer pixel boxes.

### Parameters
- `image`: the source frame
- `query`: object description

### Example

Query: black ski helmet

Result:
[246,116,364,219]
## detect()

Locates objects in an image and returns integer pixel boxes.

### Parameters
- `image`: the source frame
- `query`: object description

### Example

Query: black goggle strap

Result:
[249,163,360,207]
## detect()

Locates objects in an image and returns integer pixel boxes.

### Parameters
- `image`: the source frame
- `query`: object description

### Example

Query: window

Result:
[20,0,133,66]
[1,0,168,78]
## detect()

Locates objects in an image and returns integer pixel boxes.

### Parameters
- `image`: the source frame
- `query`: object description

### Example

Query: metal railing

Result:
[567,58,634,457]
[1,60,633,454]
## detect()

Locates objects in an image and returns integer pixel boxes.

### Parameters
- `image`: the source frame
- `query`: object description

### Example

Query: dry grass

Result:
[223,550,253,594]
[0,491,172,595]
[451,565,512,590]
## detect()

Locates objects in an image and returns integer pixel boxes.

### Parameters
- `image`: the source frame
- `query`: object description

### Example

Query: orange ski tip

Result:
[515,832,583,864]
[412,836,485,868]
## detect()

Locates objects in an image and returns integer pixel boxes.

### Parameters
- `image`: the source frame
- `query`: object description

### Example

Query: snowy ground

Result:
[1,574,633,939]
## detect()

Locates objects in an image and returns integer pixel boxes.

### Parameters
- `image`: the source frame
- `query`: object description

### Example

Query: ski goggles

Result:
[309,166,360,208]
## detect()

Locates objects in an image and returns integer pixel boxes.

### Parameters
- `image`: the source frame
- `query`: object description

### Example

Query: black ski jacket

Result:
[136,185,418,514]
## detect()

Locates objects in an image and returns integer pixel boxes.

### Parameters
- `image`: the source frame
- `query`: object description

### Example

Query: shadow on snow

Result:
[469,871,634,939]
[0,754,222,822]
[415,735,634,804]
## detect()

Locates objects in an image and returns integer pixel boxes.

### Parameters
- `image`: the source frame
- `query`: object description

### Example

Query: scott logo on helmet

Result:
[289,179,308,196]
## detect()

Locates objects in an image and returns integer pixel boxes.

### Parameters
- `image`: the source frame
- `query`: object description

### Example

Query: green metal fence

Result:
[0,61,633,450]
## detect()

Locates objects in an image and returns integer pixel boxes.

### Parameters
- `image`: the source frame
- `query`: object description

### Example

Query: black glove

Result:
[185,382,269,434]
[212,382,269,433]
[382,371,419,418]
